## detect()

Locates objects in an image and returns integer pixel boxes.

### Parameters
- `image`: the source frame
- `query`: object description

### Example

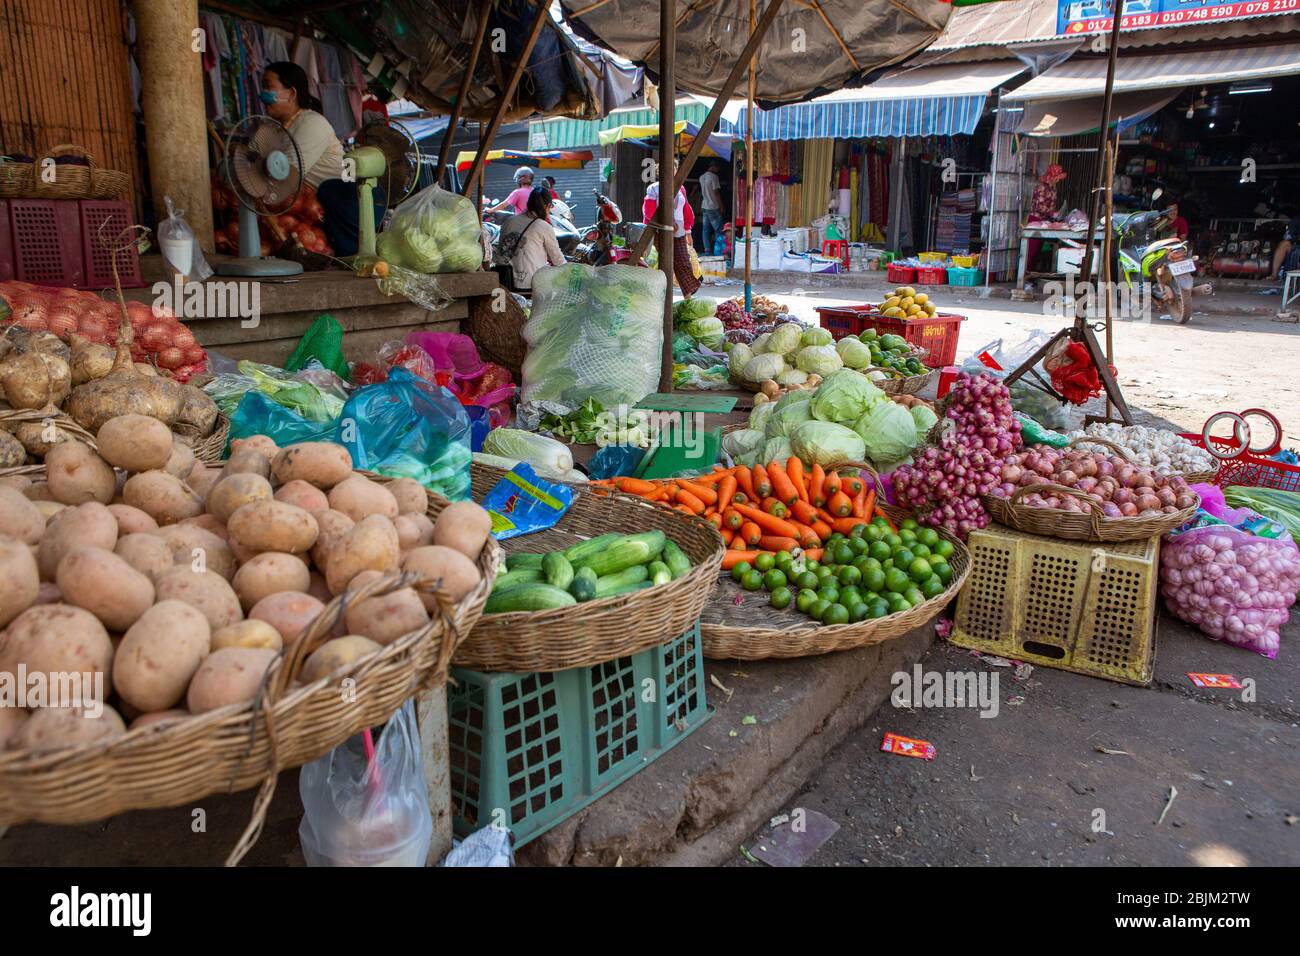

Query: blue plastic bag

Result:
[481,463,575,540]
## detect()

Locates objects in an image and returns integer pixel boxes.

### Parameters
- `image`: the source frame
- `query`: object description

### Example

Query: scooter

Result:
[1113,188,1207,324]
[574,190,635,265]
[481,199,582,260]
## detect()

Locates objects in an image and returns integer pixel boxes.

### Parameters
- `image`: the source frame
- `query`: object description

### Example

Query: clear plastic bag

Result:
[205,359,347,422]
[961,332,1069,430]
[519,263,666,425]
[375,183,485,275]
[298,701,432,867]
[157,195,213,281]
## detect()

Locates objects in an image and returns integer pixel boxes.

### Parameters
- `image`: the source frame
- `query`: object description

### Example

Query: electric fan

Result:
[346,119,421,260]
[215,115,305,277]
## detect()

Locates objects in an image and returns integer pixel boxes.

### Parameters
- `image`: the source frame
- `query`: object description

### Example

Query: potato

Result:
[113,600,211,712]
[44,441,116,506]
[274,479,329,512]
[56,547,155,631]
[186,647,278,714]
[26,482,55,501]
[107,503,158,536]
[395,513,435,553]
[433,500,492,561]
[227,500,318,555]
[129,709,189,731]
[300,635,381,685]
[33,500,65,521]
[178,513,230,543]
[0,475,33,494]
[0,351,70,409]
[0,536,40,627]
[0,485,45,544]
[0,429,25,468]
[163,439,195,479]
[402,545,481,608]
[248,591,326,647]
[155,524,236,581]
[271,442,352,489]
[123,470,204,525]
[206,472,273,523]
[0,604,114,694]
[221,447,271,481]
[69,336,115,386]
[387,477,428,516]
[16,705,125,751]
[310,509,354,569]
[230,435,278,458]
[114,533,175,582]
[327,475,399,523]
[307,571,332,603]
[210,619,283,652]
[233,552,310,611]
[0,705,28,749]
[325,515,400,595]
[35,581,62,605]
[14,419,81,458]
[343,569,429,646]
[37,502,117,580]
[95,414,174,471]
[153,567,243,631]
[185,462,222,501]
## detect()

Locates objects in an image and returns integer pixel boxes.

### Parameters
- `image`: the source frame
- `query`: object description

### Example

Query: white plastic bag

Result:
[375,183,485,274]
[298,701,432,867]
[157,195,213,281]
[961,331,1069,430]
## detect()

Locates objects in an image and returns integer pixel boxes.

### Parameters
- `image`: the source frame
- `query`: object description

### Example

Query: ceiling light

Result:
[1228,82,1272,95]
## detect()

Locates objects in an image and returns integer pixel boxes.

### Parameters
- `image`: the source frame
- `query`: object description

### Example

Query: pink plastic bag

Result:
[406,332,515,427]
[405,331,485,380]
[1160,524,1300,659]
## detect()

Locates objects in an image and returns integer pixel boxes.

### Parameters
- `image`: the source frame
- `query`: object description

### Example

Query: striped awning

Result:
[1006,42,1300,101]
[528,100,717,150]
[737,61,1026,141]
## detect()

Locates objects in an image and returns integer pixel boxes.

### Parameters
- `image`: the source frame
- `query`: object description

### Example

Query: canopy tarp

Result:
[1014,88,1178,137]
[558,0,955,108]
[597,121,732,159]
[455,148,594,172]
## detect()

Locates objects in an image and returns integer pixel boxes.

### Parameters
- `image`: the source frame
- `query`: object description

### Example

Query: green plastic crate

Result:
[447,622,711,847]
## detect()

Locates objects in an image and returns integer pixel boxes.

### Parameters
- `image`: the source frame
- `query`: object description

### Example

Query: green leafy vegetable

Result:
[789,420,867,467]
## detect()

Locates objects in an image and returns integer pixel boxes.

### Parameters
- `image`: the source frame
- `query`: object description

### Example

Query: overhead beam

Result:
[436,0,493,187]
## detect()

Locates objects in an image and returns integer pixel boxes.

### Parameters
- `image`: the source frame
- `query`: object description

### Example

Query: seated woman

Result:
[499,186,565,293]
[261,60,375,258]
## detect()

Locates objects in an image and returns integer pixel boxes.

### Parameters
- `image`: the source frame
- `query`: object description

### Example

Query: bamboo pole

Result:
[436,0,493,190]
[1076,1,1125,288]
[658,0,678,393]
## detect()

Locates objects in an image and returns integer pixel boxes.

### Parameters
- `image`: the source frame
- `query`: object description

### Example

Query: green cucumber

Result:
[562,532,623,565]
[492,567,543,591]
[485,583,577,613]
[573,531,666,577]
[648,560,672,586]
[543,552,574,590]
[569,566,598,602]
[593,564,650,599]
[661,540,691,579]
[505,552,545,571]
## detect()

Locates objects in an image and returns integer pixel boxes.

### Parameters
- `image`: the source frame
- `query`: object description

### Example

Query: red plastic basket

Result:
[9,199,84,287]
[862,312,966,368]
[914,265,948,285]
[79,200,143,289]
[886,264,916,284]
[0,199,13,282]
[1178,432,1300,493]
[815,304,875,340]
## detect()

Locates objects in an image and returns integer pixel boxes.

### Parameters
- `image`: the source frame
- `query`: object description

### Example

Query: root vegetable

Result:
[271,442,353,489]
[342,569,429,645]
[16,705,125,751]
[401,545,480,608]
[227,500,319,555]
[300,635,381,685]
[123,470,204,525]
[387,478,428,515]
[232,552,310,611]
[210,619,283,652]
[432,500,491,561]
[37,502,118,579]
[0,537,40,627]
[95,414,174,471]
[186,647,278,714]
[153,566,242,631]
[43,441,116,505]
[56,547,155,631]
[0,351,71,409]
[112,600,211,712]
[247,591,325,646]
[65,322,185,432]
[0,485,45,544]
[114,532,175,582]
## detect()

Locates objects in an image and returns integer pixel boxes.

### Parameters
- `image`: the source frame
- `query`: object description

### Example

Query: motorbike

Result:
[574,190,637,266]
[481,199,581,261]
[1112,188,1206,324]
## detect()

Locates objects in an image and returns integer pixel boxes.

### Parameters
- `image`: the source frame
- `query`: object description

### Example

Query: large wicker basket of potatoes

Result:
[0,428,499,864]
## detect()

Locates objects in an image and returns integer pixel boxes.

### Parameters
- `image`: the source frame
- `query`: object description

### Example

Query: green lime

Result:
[864,524,884,542]
[849,602,870,622]
[753,552,776,573]
[869,599,890,619]
[932,539,954,559]
[901,517,919,531]
[796,571,820,591]
[849,536,869,555]
[775,551,794,571]
[885,568,910,593]
[769,586,793,610]
[932,560,953,585]
[833,543,855,566]
[888,593,911,614]
[763,569,788,591]
[862,556,883,573]
[827,533,846,547]
[823,603,850,626]
[815,566,835,582]
[862,567,886,593]
[805,559,820,571]
[911,543,931,558]
[885,533,902,549]
[869,540,892,562]
[741,570,764,591]
[730,561,752,582]
[908,557,933,583]
[899,529,917,546]
[809,599,830,620]
[838,565,862,586]
[839,585,863,607]
[921,575,946,599]
[904,587,924,607]
[918,527,940,548]
[894,548,915,568]
[795,588,819,612]
[849,523,869,539]
[817,584,840,606]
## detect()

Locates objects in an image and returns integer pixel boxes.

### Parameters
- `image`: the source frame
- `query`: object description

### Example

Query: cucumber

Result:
[505,552,545,571]
[569,566,598,602]
[593,564,650,599]
[648,560,672,587]
[543,552,574,590]
[574,531,666,577]
[562,532,622,566]
[485,582,577,613]
[492,567,543,591]
[662,540,691,579]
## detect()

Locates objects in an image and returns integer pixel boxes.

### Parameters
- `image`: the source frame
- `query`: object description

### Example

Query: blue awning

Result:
[737,60,1026,141]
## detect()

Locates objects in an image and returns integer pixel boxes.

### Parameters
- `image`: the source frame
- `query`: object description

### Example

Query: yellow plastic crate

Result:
[951,254,978,268]
[950,525,1159,685]
[917,251,948,264]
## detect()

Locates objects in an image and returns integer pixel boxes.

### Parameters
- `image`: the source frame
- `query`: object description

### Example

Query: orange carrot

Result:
[722,508,744,531]
[851,485,867,518]
[645,487,669,503]
[862,489,876,523]
[832,517,866,535]
[802,548,825,562]
[674,504,695,516]
[716,474,737,514]
[752,463,772,499]
[722,549,762,570]
[720,528,734,546]
[734,467,756,502]
[691,470,729,486]
[788,521,821,550]
[740,521,763,547]
[824,470,842,498]
[788,457,809,503]
[707,512,723,529]
[768,463,798,506]
[881,510,898,533]
[790,500,820,526]
[677,479,718,507]
[816,507,837,525]
[827,491,854,518]
[615,476,658,496]
[732,503,801,539]
[810,518,833,542]
[675,489,706,515]
[758,535,800,553]
[810,463,827,507]
[761,496,789,519]
[840,473,865,498]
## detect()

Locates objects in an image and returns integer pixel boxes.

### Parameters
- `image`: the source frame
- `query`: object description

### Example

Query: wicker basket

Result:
[701,526,970,660]
[462,462,725,671]
[188,413,230,465]
[464,287,528,380]
[869,366,933,396]
[0,489,502,865]
[0,144,129,201]
[983,482,1198,542]
[0,408,98,479]
[1066,433,1219,485]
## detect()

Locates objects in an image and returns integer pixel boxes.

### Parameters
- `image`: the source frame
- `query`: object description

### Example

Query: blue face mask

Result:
[259,89,282,106]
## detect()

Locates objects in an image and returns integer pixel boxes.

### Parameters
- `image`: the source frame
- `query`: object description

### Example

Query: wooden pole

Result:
[1102,130,1117,421]
[436,0,493,190]
[658,0,677,393]
[462,0,550,198]
[136,0,213,252]
[1076,0,1125,287]
[744,0,756,312]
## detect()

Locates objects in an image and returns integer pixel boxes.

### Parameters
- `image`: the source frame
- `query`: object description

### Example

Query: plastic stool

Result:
[821,240,850,268]
[1283,270,1300,312]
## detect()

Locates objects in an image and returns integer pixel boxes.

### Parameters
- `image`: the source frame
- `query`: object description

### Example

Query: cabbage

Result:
[796,344,844,376]
[683,317,725,349]
[766,399,814,438]
[790,420,866,467]
[721,427,765,462]
[910,404,939,442]
[762,436,795,464]
[742,353,786,383]
[749,401,775,433]
[775,388,812,410]
[853,401,919,465]
[767,322,804,357]
[801,327,833,348]
[728,343,754,378]
[673,297,717,324]
[481,427,575,474]
[810,370,885,424]
[776,368,809,387]
[836,336,873,370]
[751,332,772,354]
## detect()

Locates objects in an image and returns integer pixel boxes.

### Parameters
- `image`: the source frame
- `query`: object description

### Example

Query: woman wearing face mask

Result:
[261,61,374,257]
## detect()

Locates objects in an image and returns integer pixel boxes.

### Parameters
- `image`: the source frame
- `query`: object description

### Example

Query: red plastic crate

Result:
[914,265,948,285]
[861,312,966,368]
[0,200,13,282]
[1178,432,1300,493]
[9,199,84,287]
[79,200,143,289]
[886,264,916,284]
[815,304,874,340]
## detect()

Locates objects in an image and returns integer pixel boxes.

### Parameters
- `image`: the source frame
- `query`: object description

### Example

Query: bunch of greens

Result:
[375,184,484,274]
[541,399,606,445]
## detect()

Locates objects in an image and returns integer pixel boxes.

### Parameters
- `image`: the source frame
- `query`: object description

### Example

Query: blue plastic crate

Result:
[947,266,984,286]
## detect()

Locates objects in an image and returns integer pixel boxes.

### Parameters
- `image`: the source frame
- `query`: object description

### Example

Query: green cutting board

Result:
[634,393,738,414]
[635,426,722,480]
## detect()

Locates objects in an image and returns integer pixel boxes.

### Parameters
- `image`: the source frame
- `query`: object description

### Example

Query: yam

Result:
[95,414,174,471]
[433,500,492,561]
[327,475,399,523]
[68,334,115,386]
[227,500,318,555]
[153,566,242,631]
[324,515,400,595]
[0,351,71,409]
[107,503,158,536]
[114,533,175,583]
[16,705,125,751]
[0,430,25,468]
[176,384,219,436]
[274,479,329,512]
[248,591,325,647]
[210,619,283,652]
[37,502,117,580]
[0,485,45,544]
[65,338,185,432]
[44,441,116,506]
[0,536,40,627]
[387,477,428,515]
[300,635,381,685]
[402,545,481,609]
[343,569,429,646]
[206,472,273,523]
[113,600,211,712]
[271,442,352,489]
[232,551,310,611]
[122,470,204,525]
[56,547,155,631]
[186,647,278,714]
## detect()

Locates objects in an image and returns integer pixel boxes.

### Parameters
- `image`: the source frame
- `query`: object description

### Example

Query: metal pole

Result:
[1076,0,1125,288]
[658,0,677,393]
[985,89,1003,289]
[435,0,493,190]
[744,0,756,312]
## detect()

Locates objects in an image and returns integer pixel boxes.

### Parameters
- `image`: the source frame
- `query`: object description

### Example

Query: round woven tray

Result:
[0,144,129,201]
[701,525,970,660]
[0,482,502,863]
[1064,433,1219,486]
[983,483,1198,542]
[463,461,725,672]
[0,408,97,479]
[188,413,230,464]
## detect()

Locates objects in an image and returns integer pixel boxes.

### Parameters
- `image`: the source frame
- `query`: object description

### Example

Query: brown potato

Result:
[95,414,174,472]
[433,500,492,561]
[114,533,175,583]
[113,600,211,712]
[210,619,283,652]
[310,509,354,570]
[186,647,278,714]
[16,705,125,751]
[34,581,62,605]
[44,441,116,506]
[206,472,273,523]
[325,515,400,595]
[232,551,310,611]
[25,481,55,501]
[274,479,329,512]
[163,439,196,479]
[122,470,204,526]
[248,591,325,647]
[220,447,271,481]
[0,536,40,627]
[156,524,235,580]
[33,500,65,521]
[401,545,481,609]
[153,566,243,631]
[300,635,381,685]
[386,477,428,515]
[343,569,429,646]
[0,604,114,695]
[107,503,158,536]
[0,474,33,494]
[327,475,399,523]
[185,461,222,501]
[306,571,331,603]
[394,513,435,553]
[227,500,319,555]
[56,547,155,631]
[0,705,29,749]
[230,435,278,459]
[0,351,70,409]
[178,513,230,543]
[271,442,352,489]
[0,485,45,544]
[129,709,189,731]
[37,502,118,580]
[0,428,25,468]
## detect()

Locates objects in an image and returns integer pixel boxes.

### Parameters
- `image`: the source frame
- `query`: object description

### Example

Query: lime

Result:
[838,565,862,587]
[908,557,933,583]
[849,602,870,623]
[775,551,794,571]
[815,566,835,582]
[869,540,892,563]
[730,561,752,582]
[763,569,788,591]
[827,533,846,547]
[885,533,902,549]
[862,567,886,593]
[921,575,946,599]
[770,586,793,610]
[901,517,919,531]
[806,559,820,571]
[932,560,953,585]
[849,536,869,555]
[849,523,869,539]
[741,570,764,591]
[839,585,863,607]
[861,556,883,573]
[795,588,819,612]
[817,584,840,606]
[753,552,776,573]
[887,593,911,614]
[868,600,890,619]
[863,524,885,543]
[833,543,855,566]
[917,527,940,548]
[894,548,915,568]
[809,599,830,620]
[823,603,850,626]
[911,543,931,559]
[884,568,910,593]
[899,529,917,546]
[904,587,924,607]
[932,539,954,559]
[796,570,820,591]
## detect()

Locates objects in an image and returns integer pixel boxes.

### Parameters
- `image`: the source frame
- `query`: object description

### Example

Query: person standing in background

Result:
[700,160,725,256]
[644,180,700,296]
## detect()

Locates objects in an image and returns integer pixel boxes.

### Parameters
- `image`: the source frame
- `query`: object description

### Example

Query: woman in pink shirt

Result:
[487,166,536,216]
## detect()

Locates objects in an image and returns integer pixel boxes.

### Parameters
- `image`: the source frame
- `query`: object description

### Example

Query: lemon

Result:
[898,296,914,309]
[884,296,901,309]
[906,304,922,316]
[923,302,937,315]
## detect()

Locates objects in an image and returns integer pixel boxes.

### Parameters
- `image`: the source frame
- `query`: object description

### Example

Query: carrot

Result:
[810,463,827,507]
[840,473,865,498]
[732,492,750,506]
[691,470,729,486]
[768,463,798,506]
[758,535,800,553]
[716,474,737,514]
[751,463,772,499]
[788,521,821,550]
[615,476,658,496]
[761,497,789,519]
[824,470,842,498]
[788,457,809,503]
[810,518,833,542]
[707,512,723,529]
[802,548,825,562]
[720,528,734,546]
[677,479,718,507]
[740,521,763,547]
[722,508,744,531]
[732,503,801,539]
[722,549,762,570]
[645,487,669,503]
[827,491,854,518]
[790,500,820,526]
[862,489,876,523]
[881,510,898,533]
[675,489,706,515]
[832,517,866,535]
[851,485,868,518]
[674,504,695,516]
[734,467,756,502]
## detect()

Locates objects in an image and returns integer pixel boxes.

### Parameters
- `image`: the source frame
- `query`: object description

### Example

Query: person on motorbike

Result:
[487,167,536,216]
[499,186,565,292]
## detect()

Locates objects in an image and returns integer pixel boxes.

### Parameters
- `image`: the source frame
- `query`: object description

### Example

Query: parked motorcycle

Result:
[1112,188,1207,324]
[574,190,631,266]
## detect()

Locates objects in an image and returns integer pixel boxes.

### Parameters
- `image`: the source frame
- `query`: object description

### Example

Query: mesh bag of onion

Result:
[1160,525,1300,659]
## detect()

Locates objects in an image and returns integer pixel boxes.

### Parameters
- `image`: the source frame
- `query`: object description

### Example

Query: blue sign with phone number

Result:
[1057,0,1299,35]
